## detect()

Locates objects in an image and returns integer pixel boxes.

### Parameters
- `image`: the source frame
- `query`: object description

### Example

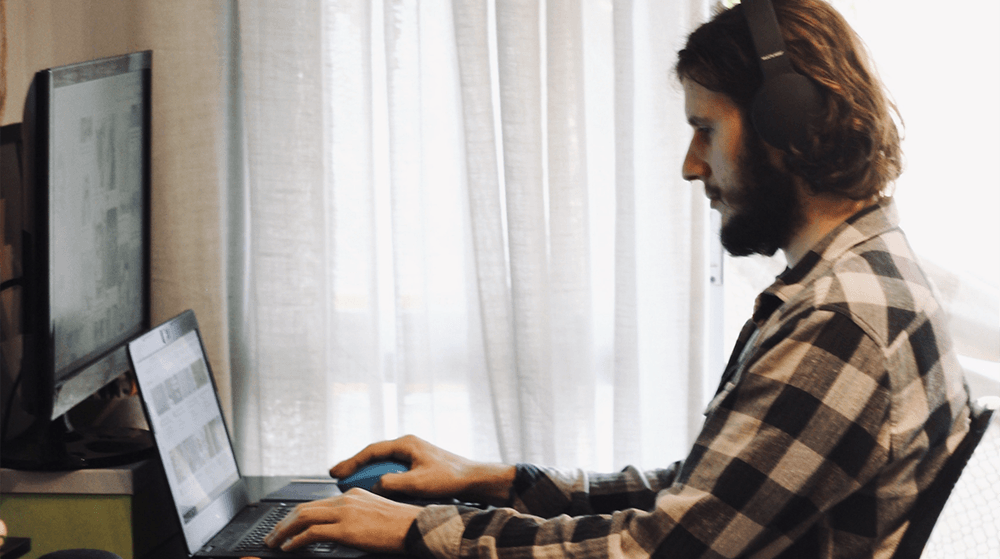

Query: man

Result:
[266,0,971,556]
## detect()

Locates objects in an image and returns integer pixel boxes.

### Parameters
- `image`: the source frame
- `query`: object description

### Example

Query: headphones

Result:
[742,0,824,152]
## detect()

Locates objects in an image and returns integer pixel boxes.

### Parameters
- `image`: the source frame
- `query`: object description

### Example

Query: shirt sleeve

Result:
[404,309,893,559]
[507,463,682,517]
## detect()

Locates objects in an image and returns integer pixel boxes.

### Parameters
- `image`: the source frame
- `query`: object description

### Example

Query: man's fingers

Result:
[280,525,329,551]
[330,446,368,477]
[330,441,394,477]
[330,437,418,478]
[373,471,413,495]
[266,500,340,549]
[267,490,416,554]
[278,524,337,551]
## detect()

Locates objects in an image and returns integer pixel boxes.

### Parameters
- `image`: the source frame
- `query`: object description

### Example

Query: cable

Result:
[1,364,23,443]
[1,277,22,292]
[1,277,24,438]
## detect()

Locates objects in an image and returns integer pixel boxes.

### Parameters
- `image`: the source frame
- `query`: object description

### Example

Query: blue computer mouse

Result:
[337,460,409,492]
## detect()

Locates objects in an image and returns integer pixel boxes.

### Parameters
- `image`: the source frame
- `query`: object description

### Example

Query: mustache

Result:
[704,184,729,207]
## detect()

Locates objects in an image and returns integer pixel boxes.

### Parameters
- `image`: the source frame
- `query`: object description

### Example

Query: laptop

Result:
[128,309,366,558]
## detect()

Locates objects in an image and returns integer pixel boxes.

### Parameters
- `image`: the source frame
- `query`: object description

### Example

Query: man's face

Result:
[681,79,803,257]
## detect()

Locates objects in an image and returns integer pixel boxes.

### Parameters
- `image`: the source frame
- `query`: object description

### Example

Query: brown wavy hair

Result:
[675,0,903,200]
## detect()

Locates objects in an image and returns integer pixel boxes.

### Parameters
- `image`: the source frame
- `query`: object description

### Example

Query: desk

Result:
[0,460,176,559]
[0,468,301,559]
[144,476,411,559]
[246,475,307,502]
[2,471,407,559]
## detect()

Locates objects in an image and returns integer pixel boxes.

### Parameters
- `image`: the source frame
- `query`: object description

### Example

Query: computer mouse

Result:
[336,460,409,492]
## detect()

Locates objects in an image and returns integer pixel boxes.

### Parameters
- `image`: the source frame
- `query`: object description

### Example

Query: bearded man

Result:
[267,1,971,557]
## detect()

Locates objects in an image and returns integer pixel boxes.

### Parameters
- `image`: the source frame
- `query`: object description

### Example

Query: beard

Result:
[718,132,804,258]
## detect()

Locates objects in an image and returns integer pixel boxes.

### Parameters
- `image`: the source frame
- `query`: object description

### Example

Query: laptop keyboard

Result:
[234,505,339,553]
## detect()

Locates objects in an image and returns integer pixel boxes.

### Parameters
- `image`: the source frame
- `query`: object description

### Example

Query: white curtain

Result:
[230,0,711,476]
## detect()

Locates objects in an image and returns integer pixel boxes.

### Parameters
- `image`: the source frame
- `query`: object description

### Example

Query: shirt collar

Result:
[751,197,900,325]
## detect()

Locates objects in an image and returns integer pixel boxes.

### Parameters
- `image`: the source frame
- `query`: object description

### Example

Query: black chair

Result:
[891,396,999,559]
[0,537,31,559]
[37,552,122,559]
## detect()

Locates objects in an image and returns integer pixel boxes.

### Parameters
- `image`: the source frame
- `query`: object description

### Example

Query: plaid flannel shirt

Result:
[404,199,971,559]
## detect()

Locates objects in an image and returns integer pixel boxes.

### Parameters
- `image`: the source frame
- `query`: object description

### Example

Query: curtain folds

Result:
[231,0,710,476]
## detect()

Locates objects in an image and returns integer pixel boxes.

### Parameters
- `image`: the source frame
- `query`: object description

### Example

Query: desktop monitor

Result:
[1,51,153,470]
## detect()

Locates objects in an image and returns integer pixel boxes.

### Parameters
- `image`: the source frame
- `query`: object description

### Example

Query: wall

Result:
[0,0,234,431]
[2,0,139,126]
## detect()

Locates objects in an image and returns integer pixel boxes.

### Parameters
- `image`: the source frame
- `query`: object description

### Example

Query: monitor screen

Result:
[36,52,152,421]
[50,60,147,382]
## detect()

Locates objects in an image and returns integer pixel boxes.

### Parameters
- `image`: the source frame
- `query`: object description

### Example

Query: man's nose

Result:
[682,139,709,183]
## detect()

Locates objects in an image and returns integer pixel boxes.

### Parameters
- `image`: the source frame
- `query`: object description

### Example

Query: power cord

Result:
[0,279,22,440]
[1,364,23,443]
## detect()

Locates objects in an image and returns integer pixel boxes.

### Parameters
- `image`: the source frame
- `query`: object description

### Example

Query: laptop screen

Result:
[130,311,244,551]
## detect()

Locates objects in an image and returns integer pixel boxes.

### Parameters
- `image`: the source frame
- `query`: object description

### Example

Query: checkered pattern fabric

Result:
[404,199,971,559]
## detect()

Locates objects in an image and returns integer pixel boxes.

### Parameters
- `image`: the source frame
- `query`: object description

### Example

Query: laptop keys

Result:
[233,506,339,553]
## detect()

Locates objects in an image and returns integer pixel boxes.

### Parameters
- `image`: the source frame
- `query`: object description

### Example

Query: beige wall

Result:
[2,0,141,126]
[1,0,234,422]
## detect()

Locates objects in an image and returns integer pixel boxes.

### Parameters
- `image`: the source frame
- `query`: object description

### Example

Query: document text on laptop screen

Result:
[133,330,240,523]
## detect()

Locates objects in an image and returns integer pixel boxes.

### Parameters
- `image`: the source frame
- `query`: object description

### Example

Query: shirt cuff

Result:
[404,515,433,559]
[403,504,472,559]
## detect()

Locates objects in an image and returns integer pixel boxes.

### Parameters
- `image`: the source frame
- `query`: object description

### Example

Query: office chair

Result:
[36,552,122,559]
[890,396,999,559]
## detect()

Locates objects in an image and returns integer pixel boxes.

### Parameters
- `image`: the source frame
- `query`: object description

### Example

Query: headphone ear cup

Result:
[751,72,824,152]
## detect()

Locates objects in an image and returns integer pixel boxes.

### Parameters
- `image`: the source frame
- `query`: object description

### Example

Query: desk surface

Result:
[245,474,305,500]
[1,460,160,495]
[1,465,313,499]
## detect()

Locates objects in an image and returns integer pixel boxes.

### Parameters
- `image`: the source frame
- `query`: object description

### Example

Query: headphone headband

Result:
[742,0,823,152]
[742,0,794,77]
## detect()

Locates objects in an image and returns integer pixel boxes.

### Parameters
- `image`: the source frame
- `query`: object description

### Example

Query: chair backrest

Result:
[891,396,999,559]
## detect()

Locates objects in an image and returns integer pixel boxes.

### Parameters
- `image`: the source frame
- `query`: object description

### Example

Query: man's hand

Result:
[264,489,421,553]
[330,435,516,506]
